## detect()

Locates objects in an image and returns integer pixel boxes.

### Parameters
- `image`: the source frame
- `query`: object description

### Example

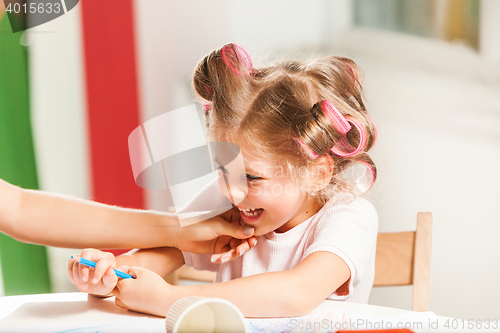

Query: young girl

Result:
[68,43,379,318]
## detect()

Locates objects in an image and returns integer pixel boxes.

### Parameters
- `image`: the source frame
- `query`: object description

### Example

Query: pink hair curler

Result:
[221,43,253,76]
[294,138,319,160]
[320,100,367,157]
[330,118,368,157]
[320,100,351,135]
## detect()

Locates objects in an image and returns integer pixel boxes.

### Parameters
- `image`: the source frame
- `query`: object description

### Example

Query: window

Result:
[354,0,480,50]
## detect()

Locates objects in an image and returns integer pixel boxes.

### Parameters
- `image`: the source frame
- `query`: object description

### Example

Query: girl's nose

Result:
[217,173,247,205]
[229,183,247,204]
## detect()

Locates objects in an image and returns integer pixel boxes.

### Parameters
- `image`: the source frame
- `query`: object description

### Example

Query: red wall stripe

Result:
[80,0,144,212]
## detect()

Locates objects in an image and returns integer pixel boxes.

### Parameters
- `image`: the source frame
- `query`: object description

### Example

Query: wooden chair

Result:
[373,212,433,312]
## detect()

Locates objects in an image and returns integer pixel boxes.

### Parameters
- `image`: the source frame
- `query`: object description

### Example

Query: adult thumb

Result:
[218,220,254,239]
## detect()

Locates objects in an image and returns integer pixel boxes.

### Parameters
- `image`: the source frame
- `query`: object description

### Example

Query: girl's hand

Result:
[210,235,256,264]
[67,249,123,297]
[113,267,171,317]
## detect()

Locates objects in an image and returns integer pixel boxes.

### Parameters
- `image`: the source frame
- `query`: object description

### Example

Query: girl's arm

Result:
[115,251,350,318]
[0,178,255,255]
[118,247,185,278]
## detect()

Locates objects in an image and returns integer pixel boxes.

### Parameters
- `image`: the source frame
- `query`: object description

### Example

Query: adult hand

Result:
[175,207,257,263]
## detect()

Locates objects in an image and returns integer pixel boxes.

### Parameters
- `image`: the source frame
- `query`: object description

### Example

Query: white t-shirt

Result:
[182,192,378,303]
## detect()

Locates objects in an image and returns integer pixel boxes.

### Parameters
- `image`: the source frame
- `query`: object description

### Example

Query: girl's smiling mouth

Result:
[237,206,265,222]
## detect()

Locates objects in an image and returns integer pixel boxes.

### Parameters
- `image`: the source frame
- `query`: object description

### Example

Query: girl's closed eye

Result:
[246,174,261,182]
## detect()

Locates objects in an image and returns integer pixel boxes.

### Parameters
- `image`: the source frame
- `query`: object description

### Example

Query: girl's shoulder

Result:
[315,193,378,230]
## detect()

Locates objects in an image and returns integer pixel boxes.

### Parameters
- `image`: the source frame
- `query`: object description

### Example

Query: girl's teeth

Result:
[239,207,263,217]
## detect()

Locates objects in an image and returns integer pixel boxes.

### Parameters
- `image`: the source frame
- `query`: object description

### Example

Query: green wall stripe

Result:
[0,12,51,295]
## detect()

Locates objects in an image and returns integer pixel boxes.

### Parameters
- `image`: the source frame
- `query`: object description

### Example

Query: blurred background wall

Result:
[0,0,499,320]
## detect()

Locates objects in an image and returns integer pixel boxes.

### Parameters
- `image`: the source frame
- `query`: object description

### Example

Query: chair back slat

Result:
[373,212,433,312]
[412,212,433,312]
[374,231,415,286]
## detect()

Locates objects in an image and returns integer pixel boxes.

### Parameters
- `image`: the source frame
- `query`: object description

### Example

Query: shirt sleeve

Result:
[302,197,378,300]
[182,252,220,273]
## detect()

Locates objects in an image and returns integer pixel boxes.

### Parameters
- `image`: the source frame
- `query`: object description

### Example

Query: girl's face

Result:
[217,146,322,236]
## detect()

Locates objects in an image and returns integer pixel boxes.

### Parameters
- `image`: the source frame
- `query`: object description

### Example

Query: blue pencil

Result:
[71,256,133,279]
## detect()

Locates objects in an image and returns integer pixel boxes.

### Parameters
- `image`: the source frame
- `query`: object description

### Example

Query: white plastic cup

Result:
[165,296,248,333]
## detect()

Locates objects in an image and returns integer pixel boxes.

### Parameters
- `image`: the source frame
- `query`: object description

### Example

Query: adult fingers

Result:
[212,219,254,239]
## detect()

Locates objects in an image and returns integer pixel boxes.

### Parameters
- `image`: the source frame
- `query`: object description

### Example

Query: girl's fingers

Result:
[249,236,258,247]
[211,244,231,263]
[77,260,90,283]
[68,250,118,294]
[116,265,131,276]
[101,266,118,289]
[229,238,241,249]
[67,256,78,285]
[235,239,250,256]
[218,248,236,263]
[115,297,127,309]
[210,254,222,263]
[91,254,115,284]
[217,236,258,262]
[78,249,102,283]
[111,286,121,299]
[72,261,88,291]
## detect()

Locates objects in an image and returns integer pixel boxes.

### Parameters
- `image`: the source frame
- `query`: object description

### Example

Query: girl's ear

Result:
[310,155,334,192]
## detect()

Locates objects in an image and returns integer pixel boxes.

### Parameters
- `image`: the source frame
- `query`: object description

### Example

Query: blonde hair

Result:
[193,44,377,204]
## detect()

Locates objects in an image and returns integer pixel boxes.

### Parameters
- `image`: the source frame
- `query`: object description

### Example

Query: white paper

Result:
[0,317,152,333]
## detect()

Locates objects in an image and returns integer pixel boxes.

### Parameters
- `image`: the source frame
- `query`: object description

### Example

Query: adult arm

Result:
[0,178,254,253]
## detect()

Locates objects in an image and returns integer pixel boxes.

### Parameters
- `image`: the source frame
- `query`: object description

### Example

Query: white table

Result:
[0,292,497,332]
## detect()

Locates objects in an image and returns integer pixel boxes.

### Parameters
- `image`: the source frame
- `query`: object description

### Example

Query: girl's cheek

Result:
[284,183,298,197]
[247,182,261,197]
